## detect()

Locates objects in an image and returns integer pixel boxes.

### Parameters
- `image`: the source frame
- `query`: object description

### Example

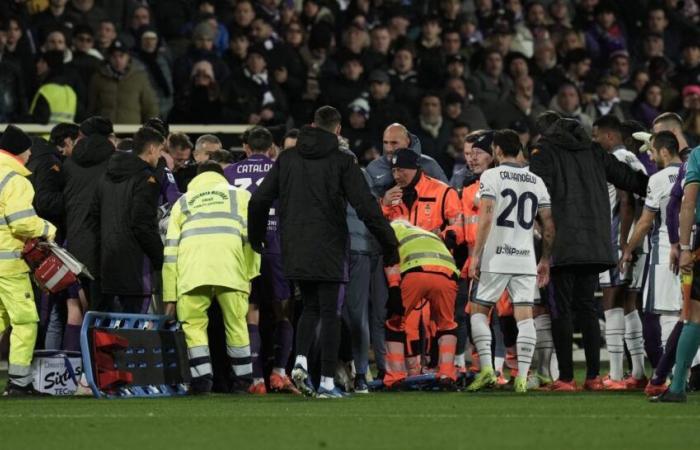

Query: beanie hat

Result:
[391,148,420,169]
[0,125,32,155]
[472,131,494,154]
[80,116,113,137]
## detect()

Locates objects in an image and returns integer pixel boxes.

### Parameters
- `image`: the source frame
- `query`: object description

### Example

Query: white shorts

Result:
[599,246,626,288]
[642,263,682,315]
[472,272,537,307]
[627,252,648,291]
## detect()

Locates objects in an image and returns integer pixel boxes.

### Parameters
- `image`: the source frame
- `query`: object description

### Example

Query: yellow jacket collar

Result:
[0,150,30,177]
[189,170,228,189]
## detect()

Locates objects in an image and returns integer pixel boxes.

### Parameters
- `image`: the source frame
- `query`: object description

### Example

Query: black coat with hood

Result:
[248,126,399,282]
[27,137,65,240]
[529,119,648,271]
[91,151,164,296]
[63,134,114,275]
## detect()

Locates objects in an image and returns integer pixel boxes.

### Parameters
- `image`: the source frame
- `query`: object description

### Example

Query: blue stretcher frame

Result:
[80,311,189,399]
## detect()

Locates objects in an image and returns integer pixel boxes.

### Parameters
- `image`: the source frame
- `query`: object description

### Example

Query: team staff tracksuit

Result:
[384,221,459,388]
[0,149,56,388]
[163,171,261,392]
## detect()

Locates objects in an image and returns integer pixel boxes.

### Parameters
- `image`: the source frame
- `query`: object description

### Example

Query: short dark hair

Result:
[208,149,234,164]
[117,138,133,151]
[534,111,561,135]
[197,160,225,175]
[452,121,470,131]
[493,129,522,157]
[49,123,79,147]
[247,126,273,153]
[652,130,679,156]
[283,128,299,141]
[314,106,341,132]
[133,126,164,155]
[593,115,622,134]
[652,112,683,130]
[168,132,193,150]
[144,117,169,137]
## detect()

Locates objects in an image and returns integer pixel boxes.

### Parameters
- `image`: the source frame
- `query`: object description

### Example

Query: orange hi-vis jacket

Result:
[381,173,464,245]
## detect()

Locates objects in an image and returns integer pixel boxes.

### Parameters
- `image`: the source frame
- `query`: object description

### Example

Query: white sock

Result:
[516,318,537,378]
[470,313,493,371]
[273,367,286,376]
[550,352,559,381]
[534,314,553,378]
[494,356,505,374]
[660,315,677,349]
[253,377,264,385]
[320,376,335,391]
[454,353,466,368]
[624,311,645,379]
[294,355,308,371]
[604,308,625,380]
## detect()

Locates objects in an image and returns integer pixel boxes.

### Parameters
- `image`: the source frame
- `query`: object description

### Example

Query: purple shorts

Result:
[250,254,291,304]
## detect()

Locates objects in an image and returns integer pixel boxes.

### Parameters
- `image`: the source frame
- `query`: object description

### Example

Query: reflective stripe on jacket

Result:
[162,171,260,302]
[0,151,57,275]
[381,173,464,244]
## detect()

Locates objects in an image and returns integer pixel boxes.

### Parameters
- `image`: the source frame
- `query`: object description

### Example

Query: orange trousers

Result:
[385,272,458,387]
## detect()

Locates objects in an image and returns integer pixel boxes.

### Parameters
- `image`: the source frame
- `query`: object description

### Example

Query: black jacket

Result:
[248,126,398,282]
[63,134,114,275]
[529,119,648,271]
[27,138,65,241]
[92,152,163,296]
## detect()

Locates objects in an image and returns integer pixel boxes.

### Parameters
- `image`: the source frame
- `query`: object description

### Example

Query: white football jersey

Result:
[645,163,681,259]
[608,147,647,247]
[479,163,551,275]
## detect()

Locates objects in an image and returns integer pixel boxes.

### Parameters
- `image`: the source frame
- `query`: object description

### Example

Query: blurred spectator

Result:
[505,51,549,105]
[466,47,513,106]
[96,18,117,55]
[71,24,103,88]
[223,29,249,77]
[486,74,546,130]
[685,109,700,147]
[32,0,73,44]
[322,55,367,118]
[343,97,373,164]
[171,60,224,124]
[366,69,408,141]
[645,4,681,60]
[546,48,592,97]
[0,21,28,122]
[681,85,700,119]
[632,81,665,127]
[411,92,452,173]
[88,39,158,124]
[173,21,230,91]
[388,45,422,113]
[4,16,37,87]
[584,75,627,122]
[444,77,489,129]
[133,26,174,118]
[609,50,635,102]
[29,50,79,124]
[415,16,444,90]
[549,82,594,133]
[222,47,287,125]
[364,24,391,72]
[673,38,700,88]
[183,11,230,57]
[65,0,107,32]
[445,120,470,176]
[118,4,153,50]
[584,1,627,66]
[275,21,306,122]
[301,0,335,29]
[230,0,257,35]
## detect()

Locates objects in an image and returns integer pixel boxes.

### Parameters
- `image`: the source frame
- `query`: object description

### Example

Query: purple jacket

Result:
[666,162,685,245]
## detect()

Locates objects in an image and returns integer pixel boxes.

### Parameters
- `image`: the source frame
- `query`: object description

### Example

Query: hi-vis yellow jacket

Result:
[0,151,56,275]
[162,171,260,302]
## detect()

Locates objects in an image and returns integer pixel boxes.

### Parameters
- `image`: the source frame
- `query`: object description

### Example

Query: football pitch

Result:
[1,390,699,450]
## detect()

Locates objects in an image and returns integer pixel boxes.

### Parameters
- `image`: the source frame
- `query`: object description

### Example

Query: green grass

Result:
[1,390,699,450]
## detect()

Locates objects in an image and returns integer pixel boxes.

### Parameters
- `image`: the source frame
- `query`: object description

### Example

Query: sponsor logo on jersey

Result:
[495,244,531,256]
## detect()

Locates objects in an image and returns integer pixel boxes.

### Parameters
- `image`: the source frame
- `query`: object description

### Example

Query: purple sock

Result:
[651,320,684,386]
[248,324,264,378]
[273,320,294,369]
[643,313,662,367]
[63,324,82,352]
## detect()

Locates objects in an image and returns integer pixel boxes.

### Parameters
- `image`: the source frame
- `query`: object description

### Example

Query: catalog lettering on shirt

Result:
[478,163,551,275]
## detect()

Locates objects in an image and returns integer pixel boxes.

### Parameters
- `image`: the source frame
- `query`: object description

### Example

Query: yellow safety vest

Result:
[0,151,56,276]
[29,83,77,125]
[162,171,261,302]
[391,221,459,277]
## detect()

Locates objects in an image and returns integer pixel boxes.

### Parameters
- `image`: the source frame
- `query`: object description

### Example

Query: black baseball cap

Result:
[391,148,420,169]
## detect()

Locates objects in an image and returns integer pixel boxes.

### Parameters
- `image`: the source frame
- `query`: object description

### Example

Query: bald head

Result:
[382,123,411,160]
